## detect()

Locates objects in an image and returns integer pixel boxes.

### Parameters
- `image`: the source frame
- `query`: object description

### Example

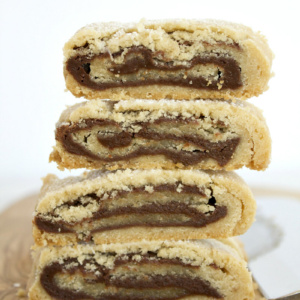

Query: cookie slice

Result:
[28,239,254,300]
[64,19,273,101]
[33,169,256,246]
[50,99,271,171]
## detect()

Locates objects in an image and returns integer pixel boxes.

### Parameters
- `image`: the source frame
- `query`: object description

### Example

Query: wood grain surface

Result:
[0,194,37,300]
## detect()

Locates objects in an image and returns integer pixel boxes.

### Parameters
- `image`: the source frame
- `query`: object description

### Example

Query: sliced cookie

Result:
[28,239,254,300]
[64,19,273,100]
[33,169,256,246]
[50,99,271,171]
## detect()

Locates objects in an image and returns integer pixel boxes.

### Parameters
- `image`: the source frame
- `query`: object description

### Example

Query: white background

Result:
[1,0,300,211]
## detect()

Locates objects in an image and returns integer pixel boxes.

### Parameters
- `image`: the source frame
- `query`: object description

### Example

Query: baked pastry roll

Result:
[63,19,273,101]
[50,99,271,171]
[33,169,256,246]
[28,239,254,300]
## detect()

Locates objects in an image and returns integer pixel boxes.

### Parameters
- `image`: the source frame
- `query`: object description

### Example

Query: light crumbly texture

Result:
[64,19,273,101]
[28,239,255,300]
[50,99,271,171]
[32,169,256,246]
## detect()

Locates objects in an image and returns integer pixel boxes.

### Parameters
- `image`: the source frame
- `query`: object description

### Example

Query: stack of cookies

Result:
[28,20,273,299]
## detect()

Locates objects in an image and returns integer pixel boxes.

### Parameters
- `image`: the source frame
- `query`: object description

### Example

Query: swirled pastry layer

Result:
[33,169,256,246]
[50,99,271,171]
[28,239,255,300]
[63,19,273,100]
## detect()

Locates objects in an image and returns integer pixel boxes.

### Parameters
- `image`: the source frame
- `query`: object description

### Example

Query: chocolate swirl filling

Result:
[34,184,227,236]
[66,46,242,91]
[55,118,240,167]
[40,254,223,299]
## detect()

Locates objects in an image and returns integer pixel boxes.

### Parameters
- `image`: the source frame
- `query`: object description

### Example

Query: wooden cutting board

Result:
[0,194,37,300]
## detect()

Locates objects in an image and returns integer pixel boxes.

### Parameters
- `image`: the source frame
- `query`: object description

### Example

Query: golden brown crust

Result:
[63,19,273,101]
[28,239,255,300]
[50,99,271,171]
[32,169,256,247]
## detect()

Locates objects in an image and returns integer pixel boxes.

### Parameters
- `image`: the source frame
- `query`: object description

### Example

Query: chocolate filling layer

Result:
[66,46,242,91]
[35,184,227,235]
[40,255,223,299]
[56,118,240,167]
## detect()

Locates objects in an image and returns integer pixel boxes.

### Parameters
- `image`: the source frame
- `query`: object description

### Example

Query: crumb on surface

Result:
[17,288,26,297]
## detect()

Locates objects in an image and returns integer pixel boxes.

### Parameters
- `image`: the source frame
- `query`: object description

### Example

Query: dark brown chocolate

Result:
[40,255,223,299]
[66,46,242,91]
[97,131,132,148]
[34,183,227,236]
[55,118,240,167]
